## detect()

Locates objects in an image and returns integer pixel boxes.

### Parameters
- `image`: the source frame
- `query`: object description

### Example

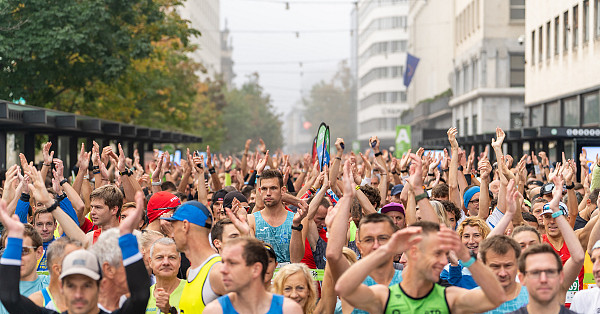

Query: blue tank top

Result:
[351,269,403,314]
[218,293,284,314]
[253,211,294,263]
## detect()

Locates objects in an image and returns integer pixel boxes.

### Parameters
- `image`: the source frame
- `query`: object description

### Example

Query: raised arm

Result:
[329,138,344,193]
[562,159,579,228]
[335,227,423,313]
[488,179,519,237]
[407,154,437,223]
[325,160,355,281]
[118,192,151,313]
[447,128,461,209]
[548,176,585,296]
[478,157,492,220]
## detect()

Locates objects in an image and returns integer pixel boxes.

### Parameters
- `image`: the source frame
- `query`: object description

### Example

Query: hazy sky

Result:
[220,0,354,115]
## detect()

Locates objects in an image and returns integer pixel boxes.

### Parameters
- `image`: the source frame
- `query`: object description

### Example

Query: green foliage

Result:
[221,74,283,153]
[303,61,356,142]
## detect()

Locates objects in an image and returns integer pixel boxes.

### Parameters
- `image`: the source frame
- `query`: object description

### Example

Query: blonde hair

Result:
[342,247,358,264]
[457,217,491,239]
[430,200,450,227]
[272,263,317,314]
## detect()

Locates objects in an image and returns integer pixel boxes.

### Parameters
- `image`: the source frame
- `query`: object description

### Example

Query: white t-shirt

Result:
[570,286,600,314]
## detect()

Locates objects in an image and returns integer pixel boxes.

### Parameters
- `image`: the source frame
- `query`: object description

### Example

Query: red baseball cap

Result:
[147,191,181,224]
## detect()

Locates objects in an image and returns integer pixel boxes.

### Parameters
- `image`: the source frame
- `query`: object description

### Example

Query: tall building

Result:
[404,0,455,148]
[221,20,235,87]
[355,0,409,149]
[449,0,526,138]
[525,0,600,160]
[178,0,222,79]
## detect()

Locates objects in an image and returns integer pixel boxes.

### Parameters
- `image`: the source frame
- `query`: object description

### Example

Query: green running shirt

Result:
[384,283,450,314]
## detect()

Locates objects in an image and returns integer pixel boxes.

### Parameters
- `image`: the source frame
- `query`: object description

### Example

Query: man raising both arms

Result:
[336,221,506,313]
[204,237,302,314]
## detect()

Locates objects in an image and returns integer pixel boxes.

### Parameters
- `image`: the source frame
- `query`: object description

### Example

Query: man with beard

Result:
[145,238,185,314]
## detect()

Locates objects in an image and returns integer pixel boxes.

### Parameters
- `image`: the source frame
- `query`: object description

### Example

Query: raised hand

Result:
[258,138,267,153]
[0,199,24,238]
[491,127,505,149]
[380,226,423,256]
[225,201,250,236]
[245,139,252,151]
[335,138,345,152]
[549,175,564,210]
[42,142,54,166]
[342,159,355,197]
[256,150,269,174]
[447,127,458,148]
[407,154,424,190]
[478,157,492,180]
[292,203,308,227]
[369,136,380,152]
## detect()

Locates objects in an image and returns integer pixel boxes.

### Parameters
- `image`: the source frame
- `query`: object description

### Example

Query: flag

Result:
[403,53,420,87]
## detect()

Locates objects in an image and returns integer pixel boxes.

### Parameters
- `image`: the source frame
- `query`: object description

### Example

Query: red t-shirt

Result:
[80,218,94,233]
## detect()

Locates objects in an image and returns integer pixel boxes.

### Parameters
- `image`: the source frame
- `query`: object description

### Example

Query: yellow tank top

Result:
[178,255,222,314]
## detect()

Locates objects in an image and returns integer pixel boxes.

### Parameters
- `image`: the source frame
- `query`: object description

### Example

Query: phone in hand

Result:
[340,142,345,150]
[370,141,377,148]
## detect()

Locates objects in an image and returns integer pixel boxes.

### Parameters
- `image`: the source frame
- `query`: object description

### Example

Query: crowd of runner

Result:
[0,128,600,313]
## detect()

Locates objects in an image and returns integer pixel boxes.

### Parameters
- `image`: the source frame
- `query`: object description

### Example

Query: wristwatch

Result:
[414,192,429,202]
[291,224,303,231]
[167,306,177,314]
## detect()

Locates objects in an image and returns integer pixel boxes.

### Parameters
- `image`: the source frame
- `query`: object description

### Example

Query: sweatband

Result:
[119,234,142,266]
[463,186,481,209]
[1,237,23,266]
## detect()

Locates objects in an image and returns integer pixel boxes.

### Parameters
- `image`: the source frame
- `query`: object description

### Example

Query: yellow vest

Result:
[178,255,222,314]
[146,280,186,314]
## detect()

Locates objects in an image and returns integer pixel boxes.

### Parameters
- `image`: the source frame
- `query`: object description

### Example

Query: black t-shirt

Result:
[509,305,577,314]
[178,252,191,279]
[574,214,588,230]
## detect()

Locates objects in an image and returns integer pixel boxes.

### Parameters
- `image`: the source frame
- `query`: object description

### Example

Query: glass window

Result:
[531,30,536,65]
[596,0,600,38]
[473,59,479,89]
[510,54,525,87]
[583,92,600,125]
[555,16,560,55]
[510,0,525,20]
[564,11,570,53]
[531,105,544,126]
[539,26,543,62]
[574,5,579,49]
[564,97,580,126]
[511,112,524,129]
[584,0,589,42]
[546,21,551,59]
[473,115,478,134]
[464,117,469,136]
[546,102,561,126]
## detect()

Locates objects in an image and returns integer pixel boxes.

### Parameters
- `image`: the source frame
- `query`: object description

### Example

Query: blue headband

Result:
[464,186,481,209]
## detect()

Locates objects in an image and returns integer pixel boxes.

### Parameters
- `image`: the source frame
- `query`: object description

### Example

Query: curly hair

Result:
[359,185,381,208]
[457,217,490,239]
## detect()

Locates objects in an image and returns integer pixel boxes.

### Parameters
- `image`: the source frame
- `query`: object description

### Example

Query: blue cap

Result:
[463,186,481,209]
[161,201,212,228]
[391,184,404,196]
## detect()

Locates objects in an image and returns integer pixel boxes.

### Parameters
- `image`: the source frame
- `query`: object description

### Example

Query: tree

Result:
[303,61,356,142]
[0,0,199,110]
[221,74,283,153]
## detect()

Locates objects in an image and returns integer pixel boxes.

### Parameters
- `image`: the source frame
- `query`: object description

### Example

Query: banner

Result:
[311,136,317,165]
[316,123,327,171]
[323,126,330,170]
[395,125,411,158]
[403,53,420,87]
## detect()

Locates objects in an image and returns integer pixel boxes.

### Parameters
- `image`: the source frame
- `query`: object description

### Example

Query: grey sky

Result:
[220,0,353,115]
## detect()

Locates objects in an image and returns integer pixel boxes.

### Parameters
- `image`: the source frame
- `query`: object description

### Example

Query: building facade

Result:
[178,0,222,79]
[405,0,455,148]
[355,0,409,149]
[449,0,526,138]
[525,0,600,159]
